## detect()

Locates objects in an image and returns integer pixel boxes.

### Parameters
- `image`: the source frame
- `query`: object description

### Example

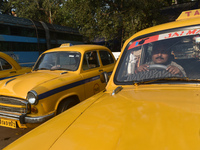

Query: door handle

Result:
[99,69,103,72]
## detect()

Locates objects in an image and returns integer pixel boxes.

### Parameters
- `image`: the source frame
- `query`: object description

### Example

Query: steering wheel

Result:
[129,64,185,81]
[147,64,167,70]
[149,64,186,77]
[45,63,54,69]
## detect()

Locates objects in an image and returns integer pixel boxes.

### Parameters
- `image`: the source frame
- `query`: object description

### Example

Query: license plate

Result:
[0,118,16,128]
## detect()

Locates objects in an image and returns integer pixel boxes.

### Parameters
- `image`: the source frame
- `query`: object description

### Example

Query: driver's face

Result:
[152,49,169,64]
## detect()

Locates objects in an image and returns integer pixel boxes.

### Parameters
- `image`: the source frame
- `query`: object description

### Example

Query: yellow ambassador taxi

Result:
[5,9,200,150]
[0,52,31,80]
[0,44,116,129]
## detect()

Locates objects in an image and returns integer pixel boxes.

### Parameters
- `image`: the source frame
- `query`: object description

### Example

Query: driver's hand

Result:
[135,64,149,73]
[166,65,180,75]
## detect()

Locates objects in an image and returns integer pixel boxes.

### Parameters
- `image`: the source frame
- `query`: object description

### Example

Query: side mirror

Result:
[100,72,109,83]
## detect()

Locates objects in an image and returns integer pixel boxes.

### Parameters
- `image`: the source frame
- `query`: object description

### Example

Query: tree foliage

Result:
[62,0,166,48]
[1,0,64,24]
[0,0,12,14]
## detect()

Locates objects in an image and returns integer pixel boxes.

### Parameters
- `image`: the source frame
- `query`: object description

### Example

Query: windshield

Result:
[115,27,200,84]
[34,51,81,71]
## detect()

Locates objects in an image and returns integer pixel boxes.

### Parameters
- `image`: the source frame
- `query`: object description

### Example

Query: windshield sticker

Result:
[160,29,200,39]
[128,29,200,50]
[128,35,159,50]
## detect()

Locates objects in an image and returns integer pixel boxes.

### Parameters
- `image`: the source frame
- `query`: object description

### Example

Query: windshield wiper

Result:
[133,77,200,86]
[34,68,49,71]
[50,68,73,71]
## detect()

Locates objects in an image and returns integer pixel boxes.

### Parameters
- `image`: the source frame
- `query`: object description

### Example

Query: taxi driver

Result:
[135,44,186,77]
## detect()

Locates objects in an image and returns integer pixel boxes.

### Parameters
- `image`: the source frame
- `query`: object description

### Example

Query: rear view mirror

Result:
[100,72,109,83]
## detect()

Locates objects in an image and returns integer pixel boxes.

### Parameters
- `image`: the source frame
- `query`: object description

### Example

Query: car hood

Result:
[0,71,69,98]
[4,85,200,149]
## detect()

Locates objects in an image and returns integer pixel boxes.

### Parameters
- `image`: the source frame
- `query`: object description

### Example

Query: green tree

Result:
[7,0,64,24]
[62,0,166,50]
[0,0,12,14]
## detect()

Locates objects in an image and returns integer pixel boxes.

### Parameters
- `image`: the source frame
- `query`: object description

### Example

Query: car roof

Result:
[124,9,200,47]
[43,44,111,54]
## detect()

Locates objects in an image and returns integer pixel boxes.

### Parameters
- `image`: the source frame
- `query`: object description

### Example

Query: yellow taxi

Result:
[0,44,116,129]
[4,9,200,150]
[0,52,31,80]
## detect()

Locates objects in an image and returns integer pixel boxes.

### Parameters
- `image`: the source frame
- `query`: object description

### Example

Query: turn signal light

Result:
[31,106,38,114]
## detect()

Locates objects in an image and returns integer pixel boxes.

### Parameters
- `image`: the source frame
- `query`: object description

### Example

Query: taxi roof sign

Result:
[176,9,200,21]
[60,43,73,47]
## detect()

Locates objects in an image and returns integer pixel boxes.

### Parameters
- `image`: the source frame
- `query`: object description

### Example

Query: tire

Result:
[57,98,79,115]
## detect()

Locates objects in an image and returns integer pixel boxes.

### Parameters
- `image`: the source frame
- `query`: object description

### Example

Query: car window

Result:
[82,51,100,70]
[115,27,200,84]
[0,58,12,70]
[34,52,81,71]
[99,50,114,66]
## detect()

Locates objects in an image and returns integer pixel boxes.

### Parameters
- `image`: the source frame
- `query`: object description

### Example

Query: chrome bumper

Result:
[0,111,55,124]
[25,113,55,123]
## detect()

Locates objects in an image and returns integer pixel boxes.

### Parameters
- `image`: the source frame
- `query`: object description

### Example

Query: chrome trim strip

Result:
[0,111,21,120]
[4,78,16,86]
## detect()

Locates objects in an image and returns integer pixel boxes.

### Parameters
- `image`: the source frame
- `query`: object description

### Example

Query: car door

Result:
[81,50,107,99]
[0,57,17,79]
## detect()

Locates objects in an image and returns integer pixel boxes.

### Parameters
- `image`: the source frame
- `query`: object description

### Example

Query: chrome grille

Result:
[0,96,30,114]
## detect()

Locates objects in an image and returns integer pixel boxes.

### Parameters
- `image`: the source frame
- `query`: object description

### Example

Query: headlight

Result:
[27,90,38,105]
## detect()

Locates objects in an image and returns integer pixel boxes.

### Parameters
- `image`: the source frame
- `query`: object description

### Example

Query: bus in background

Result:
[0,14,83,67]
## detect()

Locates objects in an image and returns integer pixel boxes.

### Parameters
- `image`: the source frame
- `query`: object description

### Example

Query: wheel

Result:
[57,98,79,115]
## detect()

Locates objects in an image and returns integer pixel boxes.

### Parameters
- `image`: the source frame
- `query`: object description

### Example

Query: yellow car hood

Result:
[0,71,67,98]
[5,85,200,149]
